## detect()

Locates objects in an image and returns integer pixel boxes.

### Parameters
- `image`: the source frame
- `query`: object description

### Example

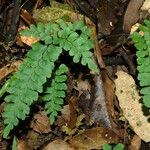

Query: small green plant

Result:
[102,143,124,150]
[1,19,98,138]
[131,19,150,112]
[12,136,17,150]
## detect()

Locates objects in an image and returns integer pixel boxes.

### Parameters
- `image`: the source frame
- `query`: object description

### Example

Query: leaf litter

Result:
[0,0,150,149]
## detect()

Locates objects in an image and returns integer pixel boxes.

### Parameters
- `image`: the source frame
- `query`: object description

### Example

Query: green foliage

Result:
[2,42,57,138]
[102,144,112,150]
[20,19,98,71]
[102,143,124,150]
[12,136,17,150]
[44,64,68,124]
[113,144,124,150]
[1,19,98,138]
[131,19,150,111]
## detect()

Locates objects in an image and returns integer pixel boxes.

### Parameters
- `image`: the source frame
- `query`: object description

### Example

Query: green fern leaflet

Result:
[44,64,68,124]
[131,19,150,112]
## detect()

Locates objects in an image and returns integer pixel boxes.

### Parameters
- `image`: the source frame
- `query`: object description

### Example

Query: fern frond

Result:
[21,20,98,72]
[57,20,98,72]
[131,19,150,110]
[2,19,98,138]
[43,64,68,124]
[2,42,62,138]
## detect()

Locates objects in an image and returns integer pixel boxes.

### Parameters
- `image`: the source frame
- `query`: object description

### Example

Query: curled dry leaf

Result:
[114,71,150,142]
[43,139,74,150]
[101,70,115,119]
[90,74,112,128]
[68,127,120,150]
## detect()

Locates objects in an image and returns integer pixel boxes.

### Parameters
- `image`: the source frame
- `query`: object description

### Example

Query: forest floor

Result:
[0,0,150,149]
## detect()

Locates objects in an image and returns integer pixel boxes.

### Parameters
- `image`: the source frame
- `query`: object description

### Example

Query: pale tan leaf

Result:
[114,71,150,142]
[141,0,150,13]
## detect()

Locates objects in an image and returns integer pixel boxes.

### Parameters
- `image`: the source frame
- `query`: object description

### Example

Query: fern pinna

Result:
[44,64,68,124]
[2,19,98,138]
[131,20,150,112]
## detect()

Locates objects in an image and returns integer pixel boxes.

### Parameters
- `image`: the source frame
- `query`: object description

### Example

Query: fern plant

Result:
[131,19,150,112]
[1,19,98,138]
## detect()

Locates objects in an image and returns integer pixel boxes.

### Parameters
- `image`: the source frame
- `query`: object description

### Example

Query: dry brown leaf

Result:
[17,139,32,150]
[101,70,115,118]
[43,139,74,150]
[68,127,120,150]
[59,96,78,128]
[68,96,78,128]
[61,105,71,123]
[129,135,141,150]
[30,111,51,133]
[0,60,22,81]
[123,0,144,33]
[115,71,150,142]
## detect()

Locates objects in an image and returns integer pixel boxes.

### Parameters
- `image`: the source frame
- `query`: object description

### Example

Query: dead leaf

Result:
[61,105,71,123]
[78,90,91,125]
[61,114,85,136]
[19,26,39,46]
[101,70,115,118]
[90,74,112,128]
[123,0,144,33]
[43,139,74,150]
[114,71,150,142]
[130,23,141,35]
[74,78,91,96]
[30,111,51,134]
[141,0,150,13]
[130,23,145,36]
[68,127,120,150]
[17,139,32,150]
[58,96,78,128]
[68,96,78,128]
[0,60,22,81]
[129,135,141,150]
